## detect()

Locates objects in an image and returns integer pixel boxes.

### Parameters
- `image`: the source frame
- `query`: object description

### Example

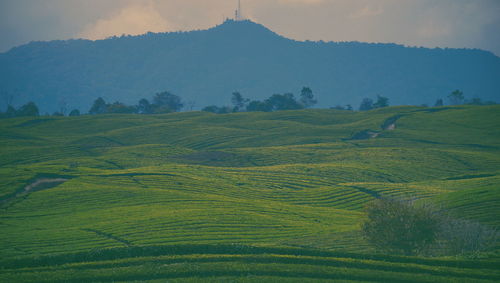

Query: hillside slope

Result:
[1,20,500,112]
[0,105,499,282]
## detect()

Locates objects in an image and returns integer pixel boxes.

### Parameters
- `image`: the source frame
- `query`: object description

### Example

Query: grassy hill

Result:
[1,105,499,282]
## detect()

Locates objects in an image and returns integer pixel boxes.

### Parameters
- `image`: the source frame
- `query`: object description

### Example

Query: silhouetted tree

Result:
[299,87,317,108]
[107,101,136,113]
[202,105,232,114]
[345,104,353,111]
[58,98,68,116]
[266,93,303,111]
[246,100,272,112]
[69,109,80,116]
[434,99,444,107]
[186,100,196,111]
[152,91,183,113]
[137,98,153,114]
[202,105,220,113]
[359,98,374,111]
[89,97,108,114]
[1,90,15,111]
[448,90,464,105]
[468,98,482,105]
[17,102,39,117]
[231,91,248,112]
[5,105,16,118]
[373,95,389,108]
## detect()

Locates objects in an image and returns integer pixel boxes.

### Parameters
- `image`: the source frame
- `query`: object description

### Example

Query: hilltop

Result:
[1,19,500,112]
[0,106,499,281]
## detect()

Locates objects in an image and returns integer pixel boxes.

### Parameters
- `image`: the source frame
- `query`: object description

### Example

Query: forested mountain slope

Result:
[1,20,499,112]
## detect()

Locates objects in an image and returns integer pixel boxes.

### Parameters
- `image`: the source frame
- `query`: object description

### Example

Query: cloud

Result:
[78,0,171,39]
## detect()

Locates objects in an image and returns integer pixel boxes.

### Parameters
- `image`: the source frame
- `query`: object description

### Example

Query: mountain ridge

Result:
[1,19,499,112]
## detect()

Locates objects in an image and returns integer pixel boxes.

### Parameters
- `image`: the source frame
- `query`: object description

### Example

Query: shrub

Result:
[362,199,440,255]
[434,217,498,257]
[362,198,498,257]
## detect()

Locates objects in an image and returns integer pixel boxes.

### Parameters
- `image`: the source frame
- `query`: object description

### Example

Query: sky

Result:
[1,0,499,56]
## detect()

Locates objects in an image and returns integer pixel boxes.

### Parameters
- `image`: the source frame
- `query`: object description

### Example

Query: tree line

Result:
[202,87,317,114]
[0,88,496,119]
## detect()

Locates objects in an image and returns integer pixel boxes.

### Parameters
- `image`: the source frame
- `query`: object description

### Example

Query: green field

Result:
[1,105,499,282]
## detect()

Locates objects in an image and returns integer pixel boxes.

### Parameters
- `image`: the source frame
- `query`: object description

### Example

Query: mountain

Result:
[1,19,500,112]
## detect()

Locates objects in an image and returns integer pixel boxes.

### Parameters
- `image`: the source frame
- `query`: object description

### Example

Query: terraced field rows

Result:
[1,105,499,281]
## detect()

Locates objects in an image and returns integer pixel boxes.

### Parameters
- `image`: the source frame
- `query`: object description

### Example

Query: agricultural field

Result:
[0,105,499,282]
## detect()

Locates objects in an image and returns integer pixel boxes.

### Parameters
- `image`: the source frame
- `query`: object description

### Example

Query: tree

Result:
[362,199,440,255]
[1,90,15,111]
[448,90,464,105]
[266,93,303,111]
[202,105,220,113]
[434,99,444,107]
[299,87,317,108]
[17,102,39,117]
[246,100,272,112]
[202,105,232,114]
[345,104,353,111]
[359,98,374,111]
[89,97,107,114]
[137,98,153,114]
[373,95,389,108]
[362,198,498,256]
[69,109,80,116]
[186,100,196,111]
[58,98,68,116]
[231,91,248,112]
[469,98,482,105]
[152,91,183,112]
[107,101,136,114]
[5,105,16,118]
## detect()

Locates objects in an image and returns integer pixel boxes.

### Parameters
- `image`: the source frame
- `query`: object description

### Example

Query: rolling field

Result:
[1,105,499,282]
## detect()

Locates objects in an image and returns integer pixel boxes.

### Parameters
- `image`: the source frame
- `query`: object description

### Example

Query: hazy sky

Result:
[1,0,499,55]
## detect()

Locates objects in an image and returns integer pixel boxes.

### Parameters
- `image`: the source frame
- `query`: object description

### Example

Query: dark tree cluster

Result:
[0,102,40,118]
[358,95,390,111]
[202,87,317,114]
[434,90,497,107]
[88,91,184,115]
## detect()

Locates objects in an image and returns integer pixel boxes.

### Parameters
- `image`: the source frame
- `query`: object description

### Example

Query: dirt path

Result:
[1,178,69,206]
[349,115,402,140]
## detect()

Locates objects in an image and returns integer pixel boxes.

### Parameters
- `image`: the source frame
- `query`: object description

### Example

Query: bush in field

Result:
[362,199,440,255]
[362,198,498,256]
[435,216,498,257]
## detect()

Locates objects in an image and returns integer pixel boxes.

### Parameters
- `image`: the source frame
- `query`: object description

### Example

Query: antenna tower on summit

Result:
[235,0,243,21]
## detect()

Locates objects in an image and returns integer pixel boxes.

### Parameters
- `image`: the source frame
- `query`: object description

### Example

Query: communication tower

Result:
[235,0,243,21]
